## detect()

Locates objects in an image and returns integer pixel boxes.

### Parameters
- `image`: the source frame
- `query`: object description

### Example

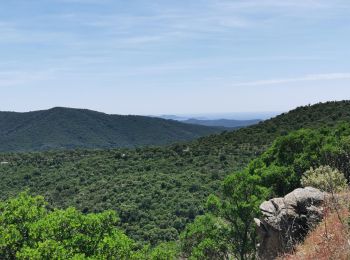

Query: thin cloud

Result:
[2,0,347,48]
[232,73,350,87]
[0,70,55,87]
[216,0,344,10]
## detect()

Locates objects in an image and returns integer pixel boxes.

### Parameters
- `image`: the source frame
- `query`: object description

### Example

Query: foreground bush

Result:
[181,171,269,260]
[0,192,179,259]
[301,166,348,193]
[180,213,231,260]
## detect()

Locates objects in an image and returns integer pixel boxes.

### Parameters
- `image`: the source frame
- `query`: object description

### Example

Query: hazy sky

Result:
[1,0,350,115]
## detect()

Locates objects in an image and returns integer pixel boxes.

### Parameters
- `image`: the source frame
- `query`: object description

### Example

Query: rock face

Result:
[255,187,327,259]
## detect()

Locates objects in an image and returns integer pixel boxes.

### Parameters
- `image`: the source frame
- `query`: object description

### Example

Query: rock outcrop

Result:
[255,187,327,259]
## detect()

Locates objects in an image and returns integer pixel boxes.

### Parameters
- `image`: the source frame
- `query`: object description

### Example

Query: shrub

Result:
[180,214,231,260]
[0,192,142,259]
[301,166,348,193]
[205,194,221,215]
[149,242,179,260]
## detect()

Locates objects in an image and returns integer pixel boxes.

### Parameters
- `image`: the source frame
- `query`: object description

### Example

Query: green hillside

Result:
[1,101,350,245]
[2,121,350,259]
[0,107,222,152]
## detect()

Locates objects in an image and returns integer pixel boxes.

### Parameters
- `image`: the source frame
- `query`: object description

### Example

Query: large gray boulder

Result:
[255,187,327,259]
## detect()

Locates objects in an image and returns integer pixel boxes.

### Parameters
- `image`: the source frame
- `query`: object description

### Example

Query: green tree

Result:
[0,192,137,259]
[205,194,221,215]
[0,192,47,259]
[149,242,179,260]
[180,214,231,260]
[222,171,269,259]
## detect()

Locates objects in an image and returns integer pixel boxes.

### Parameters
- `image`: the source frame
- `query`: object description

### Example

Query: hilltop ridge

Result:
[0,107,223,152]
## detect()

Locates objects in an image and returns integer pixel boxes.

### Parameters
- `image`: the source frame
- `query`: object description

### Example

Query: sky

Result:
[1,0,350,116]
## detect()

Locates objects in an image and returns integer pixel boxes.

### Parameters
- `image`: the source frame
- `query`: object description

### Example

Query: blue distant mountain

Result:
[182,118,261,128]
[160,112,278,121]
[158,112,279,128]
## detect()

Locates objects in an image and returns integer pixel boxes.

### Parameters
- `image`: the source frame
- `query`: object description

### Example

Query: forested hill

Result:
[193,100,350,151]
[0,107,222,152]
[1,101,350,244]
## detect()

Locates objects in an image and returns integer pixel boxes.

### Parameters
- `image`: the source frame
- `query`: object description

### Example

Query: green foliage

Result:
[180,115,350,259]
[259,165,298,196]
[0,192,47,259]
[149,242,179,260]
[205,194,221,215]
[180,171,269,260]
[180,214,231,260]
[301,166,348,193]
[0,137,259,244]
[16,240,82,260]
[0,192,139,259]
[222,171,269,259]
[0,192,183,260]
[247,124,350,196]
[181,123,350,259]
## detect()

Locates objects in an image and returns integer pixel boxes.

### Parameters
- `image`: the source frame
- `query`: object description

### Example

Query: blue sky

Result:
[1,0,350,115]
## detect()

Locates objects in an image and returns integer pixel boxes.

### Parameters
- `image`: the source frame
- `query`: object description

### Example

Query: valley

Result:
[1,101,350,246]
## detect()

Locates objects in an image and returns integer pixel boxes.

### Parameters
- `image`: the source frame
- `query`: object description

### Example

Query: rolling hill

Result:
[0,107,223,152]
[1,101,350,244]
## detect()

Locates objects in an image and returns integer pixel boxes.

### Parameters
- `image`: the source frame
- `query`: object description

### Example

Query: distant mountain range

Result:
[159,112,278,121]
[182,118,261,128]
[157,112,281,128]
[0,107,224,152]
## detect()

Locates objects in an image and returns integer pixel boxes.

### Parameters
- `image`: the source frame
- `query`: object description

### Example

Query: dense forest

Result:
[0,107,222,152]
[2,101,350,249]
[2,115,350,258]
[179,122,350,259]
[0,101,350,259]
